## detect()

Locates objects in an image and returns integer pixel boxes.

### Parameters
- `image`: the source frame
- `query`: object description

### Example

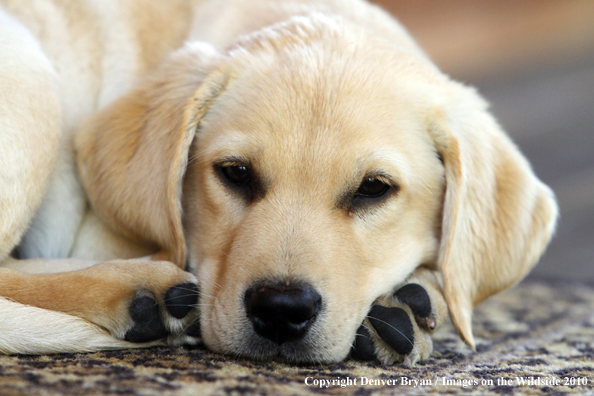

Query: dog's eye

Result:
[221,165,251,186]
[355,177,390,198]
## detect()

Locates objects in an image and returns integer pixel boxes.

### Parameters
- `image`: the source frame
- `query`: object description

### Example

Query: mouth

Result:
[235,336,329,363]
[199,279,359,363]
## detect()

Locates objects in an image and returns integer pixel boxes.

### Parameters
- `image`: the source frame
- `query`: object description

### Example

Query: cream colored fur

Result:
[0,0,557,361]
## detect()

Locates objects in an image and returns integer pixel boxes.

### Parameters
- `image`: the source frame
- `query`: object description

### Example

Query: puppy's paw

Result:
[80,260,202,345]
[350,268,447,366]
[123,282,201,344]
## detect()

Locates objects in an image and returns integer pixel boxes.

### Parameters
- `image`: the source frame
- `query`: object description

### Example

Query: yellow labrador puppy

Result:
[0,0,557,364]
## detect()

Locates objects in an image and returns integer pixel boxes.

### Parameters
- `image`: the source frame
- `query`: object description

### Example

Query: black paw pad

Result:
[350,324,377,361]
[125,295,167,343]
[186,321,201,338]
[393,283,431,318]
[165,283,199,319]
[368,305,414,355]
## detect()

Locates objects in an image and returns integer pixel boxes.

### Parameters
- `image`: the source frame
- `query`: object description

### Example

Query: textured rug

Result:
[0,280,592,395]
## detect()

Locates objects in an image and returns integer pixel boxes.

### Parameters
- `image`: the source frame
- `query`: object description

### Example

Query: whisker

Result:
[209,279,224,292]
[360,322,375,335]
[195,302,216,308]
[162,304,200,307]
[354,332,374,342]
[181,317,201,334]
[365,315,414,348]
[413,170,433,195]
[160,288,217,303]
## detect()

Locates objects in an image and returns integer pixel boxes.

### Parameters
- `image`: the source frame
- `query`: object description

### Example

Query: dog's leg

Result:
[0,259,202,354]
[0,8,62,262]
[350,267,448,366]
[0,297,162,355]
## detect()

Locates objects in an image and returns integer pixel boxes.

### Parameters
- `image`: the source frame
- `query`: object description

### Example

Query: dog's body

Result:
[0,0,557,363]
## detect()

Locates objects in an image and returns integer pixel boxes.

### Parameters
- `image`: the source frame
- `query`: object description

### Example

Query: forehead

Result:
[198,41,439,183]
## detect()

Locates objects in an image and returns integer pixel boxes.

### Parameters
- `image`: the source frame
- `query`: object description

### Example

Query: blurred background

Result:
[371,0,594,282]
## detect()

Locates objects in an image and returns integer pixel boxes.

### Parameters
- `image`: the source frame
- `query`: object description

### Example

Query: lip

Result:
[207,323,347,363]
[237,340,339,363]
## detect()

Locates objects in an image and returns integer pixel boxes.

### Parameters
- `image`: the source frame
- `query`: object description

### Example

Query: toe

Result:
[164,283,199,319]
[393,284,431,317]
[393,283,434,330]
[350,324,376,361]
[367,305,414,355]
[125,295,167,342]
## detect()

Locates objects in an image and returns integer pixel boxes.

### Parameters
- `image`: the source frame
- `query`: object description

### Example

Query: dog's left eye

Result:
[221,165,251,186]
[355,177,390,198]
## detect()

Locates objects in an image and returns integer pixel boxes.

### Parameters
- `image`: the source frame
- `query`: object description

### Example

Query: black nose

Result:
[244,282,322,345]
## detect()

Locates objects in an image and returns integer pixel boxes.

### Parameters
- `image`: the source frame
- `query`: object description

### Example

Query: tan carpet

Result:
[0,280,593,395]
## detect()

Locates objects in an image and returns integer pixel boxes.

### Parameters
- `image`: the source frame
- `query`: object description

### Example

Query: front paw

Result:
[124,281,201,344]
[81,260,202,346]
[350,269,447,366]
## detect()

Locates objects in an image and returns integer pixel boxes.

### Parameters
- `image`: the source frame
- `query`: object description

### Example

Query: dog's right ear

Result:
[426,87,558,350]
[75,43,229,268]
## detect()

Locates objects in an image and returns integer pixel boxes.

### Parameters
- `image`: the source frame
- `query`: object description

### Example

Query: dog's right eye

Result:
[221,165,251,186]
[347,174,397,213]
[355,177,390,198]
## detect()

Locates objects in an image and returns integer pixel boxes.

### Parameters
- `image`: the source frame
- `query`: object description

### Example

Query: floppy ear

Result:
[75,43,230,267]
[428,87,558,349]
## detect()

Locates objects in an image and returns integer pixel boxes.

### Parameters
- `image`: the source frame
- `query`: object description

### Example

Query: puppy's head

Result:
[76,15,557,362]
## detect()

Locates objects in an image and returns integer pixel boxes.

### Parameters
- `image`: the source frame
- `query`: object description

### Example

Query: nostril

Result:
[246,286,319,323]
[245,283,322,344]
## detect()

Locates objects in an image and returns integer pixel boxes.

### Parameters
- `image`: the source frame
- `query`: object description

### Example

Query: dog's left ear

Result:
[428,87,558,349]
[75,43,230,267]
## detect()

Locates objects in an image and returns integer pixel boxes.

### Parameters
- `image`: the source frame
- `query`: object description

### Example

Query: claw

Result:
[403,354,415,367]
[424,316,436,330]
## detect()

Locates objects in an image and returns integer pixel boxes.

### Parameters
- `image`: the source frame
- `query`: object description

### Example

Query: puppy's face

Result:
[182,36,446,362]
[77,16,556,360]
